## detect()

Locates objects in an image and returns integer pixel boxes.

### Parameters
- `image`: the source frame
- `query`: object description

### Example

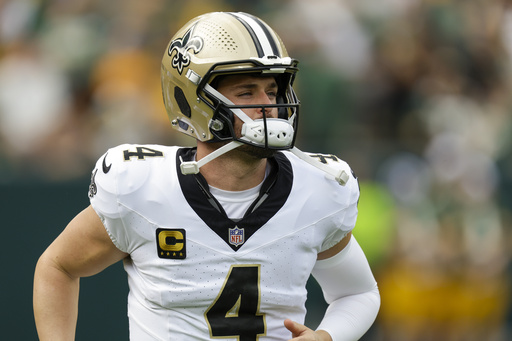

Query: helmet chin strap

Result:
[180,142,349,186]
[289,147,349,186]
[180,84,348,186]
[180,140,244,175]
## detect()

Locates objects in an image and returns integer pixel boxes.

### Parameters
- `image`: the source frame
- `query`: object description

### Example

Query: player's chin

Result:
[238,144,277,159]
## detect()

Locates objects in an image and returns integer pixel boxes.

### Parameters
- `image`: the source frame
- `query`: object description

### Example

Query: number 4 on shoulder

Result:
[123,147,164,161]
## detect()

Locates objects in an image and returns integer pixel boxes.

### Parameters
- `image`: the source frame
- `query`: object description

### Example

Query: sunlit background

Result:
[1,0,512,340]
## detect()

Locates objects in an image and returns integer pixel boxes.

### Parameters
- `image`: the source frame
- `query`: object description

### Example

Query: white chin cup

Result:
[241,118,294,148]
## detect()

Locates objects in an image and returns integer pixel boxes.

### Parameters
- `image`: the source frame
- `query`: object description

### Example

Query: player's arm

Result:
[33,205,128,341]
[285,232,380,341]
[314,232,380,341]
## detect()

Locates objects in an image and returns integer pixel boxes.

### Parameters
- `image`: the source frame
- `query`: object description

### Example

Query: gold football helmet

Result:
[161,12,300,149]
[161,12,349,185]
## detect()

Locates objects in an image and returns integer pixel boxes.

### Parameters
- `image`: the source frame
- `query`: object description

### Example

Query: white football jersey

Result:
[88,144,359,341]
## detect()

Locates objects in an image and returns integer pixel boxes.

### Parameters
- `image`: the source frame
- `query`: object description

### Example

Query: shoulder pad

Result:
[88,144,169,218]
[301,151,356,186]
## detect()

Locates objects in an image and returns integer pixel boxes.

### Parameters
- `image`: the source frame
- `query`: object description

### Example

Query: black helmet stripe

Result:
[229,12,280,58]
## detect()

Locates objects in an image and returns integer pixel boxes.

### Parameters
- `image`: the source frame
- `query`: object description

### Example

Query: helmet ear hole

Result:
[210,107,234,141]
[174,87,191,118]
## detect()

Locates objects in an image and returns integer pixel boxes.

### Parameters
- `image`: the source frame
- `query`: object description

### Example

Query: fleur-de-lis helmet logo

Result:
[168,24,204,75]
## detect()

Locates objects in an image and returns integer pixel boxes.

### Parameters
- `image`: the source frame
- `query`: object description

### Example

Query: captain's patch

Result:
[156,228,186,259]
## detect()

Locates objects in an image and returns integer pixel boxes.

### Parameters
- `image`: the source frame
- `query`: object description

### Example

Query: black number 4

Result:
[205,265,266,340]
[123,146,163,161]
[309,153,339,164]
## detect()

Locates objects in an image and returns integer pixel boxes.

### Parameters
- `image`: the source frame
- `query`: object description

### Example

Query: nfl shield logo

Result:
[229,226,245,247]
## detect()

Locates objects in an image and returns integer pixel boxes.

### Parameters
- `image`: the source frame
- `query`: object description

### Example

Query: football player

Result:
[34,12,380,341]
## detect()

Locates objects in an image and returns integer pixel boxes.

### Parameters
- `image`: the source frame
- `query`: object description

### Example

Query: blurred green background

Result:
[1,0,512,340]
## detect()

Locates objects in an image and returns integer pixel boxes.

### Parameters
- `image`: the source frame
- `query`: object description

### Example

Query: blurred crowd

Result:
[1,0,512,340]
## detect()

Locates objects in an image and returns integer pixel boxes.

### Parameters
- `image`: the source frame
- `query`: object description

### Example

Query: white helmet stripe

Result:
[230,12,279,57]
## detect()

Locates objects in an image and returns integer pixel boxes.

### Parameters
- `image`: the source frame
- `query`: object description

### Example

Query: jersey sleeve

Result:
[290,152,360,253]
[318,160,359,252]
[88,144,156,253]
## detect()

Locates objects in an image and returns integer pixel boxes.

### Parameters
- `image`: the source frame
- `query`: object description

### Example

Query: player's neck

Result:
[196,142,268,191]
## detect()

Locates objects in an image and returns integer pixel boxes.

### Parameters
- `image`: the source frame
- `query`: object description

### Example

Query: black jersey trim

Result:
[176,148,293,251]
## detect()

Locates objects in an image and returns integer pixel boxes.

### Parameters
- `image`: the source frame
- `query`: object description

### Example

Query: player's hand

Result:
[284,319,332,341]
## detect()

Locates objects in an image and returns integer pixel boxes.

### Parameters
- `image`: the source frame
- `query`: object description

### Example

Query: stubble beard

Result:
[204,140,276,162]
[232,122,277,160]
[236,143,277,160]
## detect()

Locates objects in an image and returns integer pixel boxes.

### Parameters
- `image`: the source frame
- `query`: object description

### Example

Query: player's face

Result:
[217,75,278,159]
[216,74,279,132]
[216,75,280,159]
